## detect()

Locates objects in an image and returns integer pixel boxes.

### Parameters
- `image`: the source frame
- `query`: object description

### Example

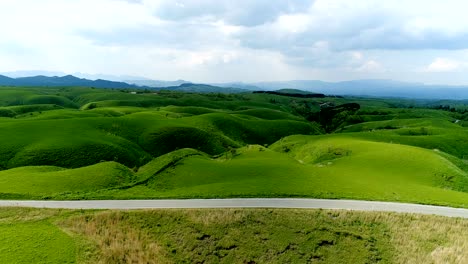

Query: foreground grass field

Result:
[1,207,467,263]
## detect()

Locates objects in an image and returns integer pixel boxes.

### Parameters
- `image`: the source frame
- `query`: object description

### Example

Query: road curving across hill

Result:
[1,198,468,218]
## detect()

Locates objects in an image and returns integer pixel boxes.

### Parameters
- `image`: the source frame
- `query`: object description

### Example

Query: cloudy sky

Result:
[1,0,468,84]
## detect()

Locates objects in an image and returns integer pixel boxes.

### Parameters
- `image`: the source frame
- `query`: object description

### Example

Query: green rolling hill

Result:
[0,86,466,208]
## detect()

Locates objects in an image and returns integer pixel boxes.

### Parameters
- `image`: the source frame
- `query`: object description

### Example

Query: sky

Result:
[1,0,468,84]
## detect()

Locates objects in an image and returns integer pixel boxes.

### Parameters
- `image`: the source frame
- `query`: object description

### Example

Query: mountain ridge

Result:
[0,74,143,89]
[3,74,468,99]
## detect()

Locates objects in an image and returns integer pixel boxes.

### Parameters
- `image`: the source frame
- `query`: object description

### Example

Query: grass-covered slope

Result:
[99,136,468,207]
[0,134,467,206]
[0,106,319,169]
[338,117,468,158]
[272,136,468,194]
[1,85,468,206]
[0,117,151,169]
[0,162,134,199]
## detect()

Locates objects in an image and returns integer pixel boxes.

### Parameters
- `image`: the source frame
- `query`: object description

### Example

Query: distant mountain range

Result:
[2,73,468,99]
[216,79,468,100]
[0,75,141,89]
[156,83,247,93]
[0,71,149,82]
[0,74,248,93]
[125,79,190,87]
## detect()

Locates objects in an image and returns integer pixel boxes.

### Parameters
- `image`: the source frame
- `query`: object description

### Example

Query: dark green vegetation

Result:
[253,89,326,98]
[0,86,468,207]
[1,207,467,263]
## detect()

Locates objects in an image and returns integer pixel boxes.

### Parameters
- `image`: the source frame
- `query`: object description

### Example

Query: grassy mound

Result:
[98,137,468,207]
[134,148,205,183]
[7,138,147,169]
[0,108,16,117]
[23,95,78,108]
[0,161,134,198]
[204,113,321,145]
[233,108,303,120]
[0,118,151,169]
[0,104,65,117]
[80,99,162,110]
[139,126,232,157]
[162,105,223,115]
[339,118,468,158]
[17,109,104,120]
[0,106,316,170]
[1,135,467,207]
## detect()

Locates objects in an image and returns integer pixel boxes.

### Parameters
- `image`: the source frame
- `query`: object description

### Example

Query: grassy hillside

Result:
[0,101,320,170]
[2,137,466,207]
[1,207,467,263]
[0,86,468,207]
[0,162,134,199]
[87,136,467,207]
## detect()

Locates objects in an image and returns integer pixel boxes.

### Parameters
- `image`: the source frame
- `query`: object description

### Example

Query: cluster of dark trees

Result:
[289,100,361,133]
[432,105,458,112]
[316,103,361,132]
[253,91,326,98]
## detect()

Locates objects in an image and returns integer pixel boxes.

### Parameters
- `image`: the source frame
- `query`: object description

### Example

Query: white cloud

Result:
[2,0,468,83]
[277,14,310,34]
[350,52,364,61]
[356,60,384,72]
[152,0,311,26]
[426,58,461,72]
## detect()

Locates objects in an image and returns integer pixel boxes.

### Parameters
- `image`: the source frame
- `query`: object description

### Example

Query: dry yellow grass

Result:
[59,209,468,264]
[305,210,468,264]
[186,208,246,226]
[61,212,171,264]
[385,214,468,264]
[0,207,65,223]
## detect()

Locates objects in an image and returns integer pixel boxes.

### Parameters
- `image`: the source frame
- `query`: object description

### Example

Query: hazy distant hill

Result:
[0,70,67,78]
[158,83,247,93]
[275,89,319,95]
[0,75,14,85]
[0,75,141,89]
[211,82,261,91]
[248,79,468,99]
[3,73,468,99]
[1,71,150,82]
[126,79,190,87]
[253,89,326,98]
[0,75,245,93]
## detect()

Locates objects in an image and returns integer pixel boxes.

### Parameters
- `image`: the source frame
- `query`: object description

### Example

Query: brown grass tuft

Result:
[61,211,170,264]
[185,209,246,225]
[59,209,468,263]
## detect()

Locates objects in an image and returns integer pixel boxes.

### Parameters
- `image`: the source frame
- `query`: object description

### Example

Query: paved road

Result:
[1,198,468,218]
